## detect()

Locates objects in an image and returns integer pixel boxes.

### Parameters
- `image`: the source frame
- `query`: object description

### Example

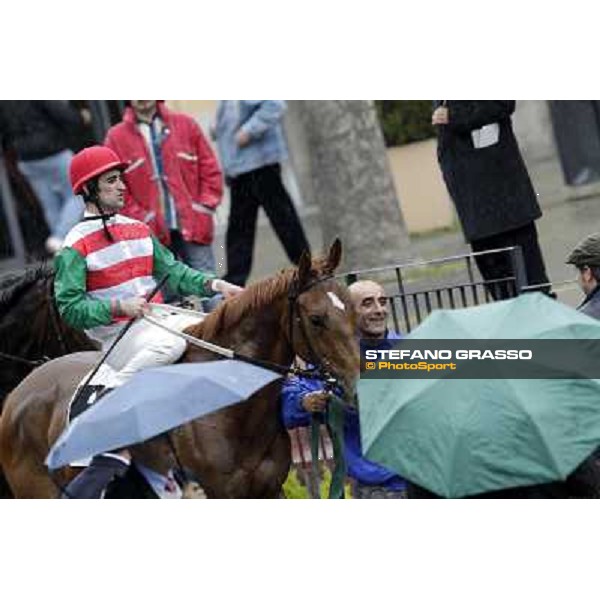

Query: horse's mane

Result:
[0,263,53,319]
[190,256,332,340]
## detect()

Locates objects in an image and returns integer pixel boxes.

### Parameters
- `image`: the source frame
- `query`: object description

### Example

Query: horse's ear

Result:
[326,238,342,272]
[297,249,312,285]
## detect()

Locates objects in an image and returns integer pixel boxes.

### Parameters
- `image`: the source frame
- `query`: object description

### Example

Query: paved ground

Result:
[213,156,600,312]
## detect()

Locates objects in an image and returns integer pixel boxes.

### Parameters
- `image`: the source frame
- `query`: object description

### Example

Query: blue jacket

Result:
[281,332,407,490]
[214,101,289,178]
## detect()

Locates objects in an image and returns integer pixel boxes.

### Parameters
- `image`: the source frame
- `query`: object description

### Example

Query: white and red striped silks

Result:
[63,214,164,312]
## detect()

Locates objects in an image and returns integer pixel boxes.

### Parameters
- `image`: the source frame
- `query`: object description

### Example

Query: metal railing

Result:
[342,245,529,333]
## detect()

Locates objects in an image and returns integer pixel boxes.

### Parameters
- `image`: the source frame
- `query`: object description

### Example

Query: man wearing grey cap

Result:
[566,233,600,320]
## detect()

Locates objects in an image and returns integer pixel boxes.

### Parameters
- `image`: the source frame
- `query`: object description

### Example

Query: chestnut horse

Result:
[0,240,360,498]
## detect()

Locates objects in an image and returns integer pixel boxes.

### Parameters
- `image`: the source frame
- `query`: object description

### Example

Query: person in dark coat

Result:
[433,101,551,299]
[566,232,600,320]
[0,101,88,254]
[62,436,206,499]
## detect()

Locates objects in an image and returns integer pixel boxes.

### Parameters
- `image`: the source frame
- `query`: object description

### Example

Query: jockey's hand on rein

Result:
[302,391,330,413]
[213,279,244,299]
[118,297,150,318]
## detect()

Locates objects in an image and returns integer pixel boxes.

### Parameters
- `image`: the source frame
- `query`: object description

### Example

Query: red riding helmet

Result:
[70,145,127,194]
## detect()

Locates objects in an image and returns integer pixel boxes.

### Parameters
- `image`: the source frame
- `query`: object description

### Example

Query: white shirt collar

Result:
[136,464,182,499]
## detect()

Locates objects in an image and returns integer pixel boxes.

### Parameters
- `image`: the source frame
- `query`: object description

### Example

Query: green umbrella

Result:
[359,293,600,498]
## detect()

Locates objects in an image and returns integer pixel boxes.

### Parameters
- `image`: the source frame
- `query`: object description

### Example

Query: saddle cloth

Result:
[66,363,119,468]
[67,362,118,424]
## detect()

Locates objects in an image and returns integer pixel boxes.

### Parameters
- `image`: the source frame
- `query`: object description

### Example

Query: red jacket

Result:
[104,102,223,246]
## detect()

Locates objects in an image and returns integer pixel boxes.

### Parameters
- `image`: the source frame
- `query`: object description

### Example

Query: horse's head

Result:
[287,239,360,403]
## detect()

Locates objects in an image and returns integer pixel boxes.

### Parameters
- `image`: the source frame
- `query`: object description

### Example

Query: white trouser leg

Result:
[103,314,201,388]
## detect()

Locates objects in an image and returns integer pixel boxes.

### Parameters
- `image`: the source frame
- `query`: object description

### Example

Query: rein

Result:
[144,275,343,382]
[0,350,47,367]
[287,274,347,498]
[148,274,349,498]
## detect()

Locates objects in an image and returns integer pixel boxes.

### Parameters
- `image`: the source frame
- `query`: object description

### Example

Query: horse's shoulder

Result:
[47,351,100,367]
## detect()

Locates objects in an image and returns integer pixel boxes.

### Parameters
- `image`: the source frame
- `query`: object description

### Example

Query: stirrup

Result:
[84,385,114,407]
[95,386,114,402]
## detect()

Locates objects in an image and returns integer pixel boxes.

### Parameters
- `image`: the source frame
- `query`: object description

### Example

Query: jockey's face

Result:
[349,280,389,339]
[96,169,126,212]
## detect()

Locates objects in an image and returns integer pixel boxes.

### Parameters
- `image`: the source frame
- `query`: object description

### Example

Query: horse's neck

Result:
[226,298,293,367]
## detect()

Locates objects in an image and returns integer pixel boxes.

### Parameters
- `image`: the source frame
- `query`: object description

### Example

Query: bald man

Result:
[348,279,390,339]
[281,279,407,499]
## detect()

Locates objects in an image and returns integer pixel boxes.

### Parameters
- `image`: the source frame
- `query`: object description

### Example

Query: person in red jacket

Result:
[104,101,223,278]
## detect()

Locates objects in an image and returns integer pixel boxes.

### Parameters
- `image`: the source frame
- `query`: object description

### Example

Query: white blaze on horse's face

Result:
[327,292,345,312]
[96,169,126,212]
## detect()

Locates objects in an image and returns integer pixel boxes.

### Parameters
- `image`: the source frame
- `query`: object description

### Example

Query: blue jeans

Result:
[18,149,84,239]
[167,230,222,311]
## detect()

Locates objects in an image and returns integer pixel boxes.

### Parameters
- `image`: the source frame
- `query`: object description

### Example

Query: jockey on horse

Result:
[54,145,243,396]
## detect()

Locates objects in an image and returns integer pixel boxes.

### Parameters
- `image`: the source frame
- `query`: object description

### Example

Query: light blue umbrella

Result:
[46,360,281,470]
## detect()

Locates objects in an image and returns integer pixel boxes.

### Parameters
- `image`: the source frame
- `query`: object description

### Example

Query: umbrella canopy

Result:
[47,360,281,470]
[359,293,600,498]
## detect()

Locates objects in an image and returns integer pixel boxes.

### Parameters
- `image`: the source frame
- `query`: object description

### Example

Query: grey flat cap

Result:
[566,233,600,266]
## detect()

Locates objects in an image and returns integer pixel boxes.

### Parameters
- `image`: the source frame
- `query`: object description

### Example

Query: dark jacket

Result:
[436,101,541,242]
[0,101,82,161]
[62,454,188,499]
[62,454,129,499]
[578,285,600,321]
[104,463,162,499]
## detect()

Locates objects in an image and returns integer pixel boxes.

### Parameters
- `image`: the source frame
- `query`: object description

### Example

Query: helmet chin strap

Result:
[83,183,115,242]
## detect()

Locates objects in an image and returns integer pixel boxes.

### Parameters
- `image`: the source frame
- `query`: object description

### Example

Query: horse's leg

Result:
[2,451,59,499]
[247,431,291,498]
[0,387,61,499]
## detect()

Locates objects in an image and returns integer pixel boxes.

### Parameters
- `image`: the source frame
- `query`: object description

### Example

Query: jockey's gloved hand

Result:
[117,297,150,318]
[212,280,244,299]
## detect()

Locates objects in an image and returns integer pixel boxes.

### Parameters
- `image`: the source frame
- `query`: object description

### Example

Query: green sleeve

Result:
[151,236,216,297]
[54,247,113,330]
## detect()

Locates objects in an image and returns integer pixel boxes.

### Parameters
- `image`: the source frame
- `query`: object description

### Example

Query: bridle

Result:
[286,273,342,392]
[287,272,351,499]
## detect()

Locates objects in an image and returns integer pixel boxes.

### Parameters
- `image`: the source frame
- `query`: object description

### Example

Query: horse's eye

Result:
[309,315,326,328]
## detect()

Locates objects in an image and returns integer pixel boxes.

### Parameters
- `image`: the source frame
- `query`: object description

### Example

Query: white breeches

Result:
[92,310,203,389]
